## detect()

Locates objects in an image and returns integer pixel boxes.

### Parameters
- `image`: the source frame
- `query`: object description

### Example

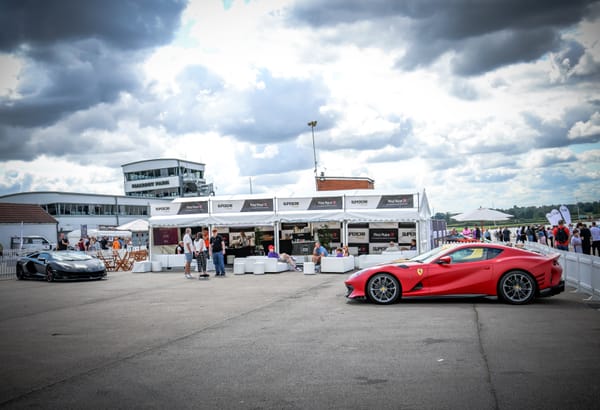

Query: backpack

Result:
[556,228,568,243]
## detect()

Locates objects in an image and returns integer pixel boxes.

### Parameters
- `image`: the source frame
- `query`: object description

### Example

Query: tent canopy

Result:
[116,219,149,232]
[453,208,513,222]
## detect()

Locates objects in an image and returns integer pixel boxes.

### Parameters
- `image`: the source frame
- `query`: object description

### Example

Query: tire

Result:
[45,266,55,282]
[366,273,401,305]
[498,270,536,305]
[16,265,24,280]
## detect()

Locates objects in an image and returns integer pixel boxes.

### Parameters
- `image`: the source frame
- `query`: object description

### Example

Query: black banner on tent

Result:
[308,196,343,210]
[369,228,399,242]
[178,201,209,214]
[377,195,413,209]
[241,198,274,212]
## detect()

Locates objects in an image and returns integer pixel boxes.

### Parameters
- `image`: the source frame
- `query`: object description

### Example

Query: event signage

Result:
[369,228,399,243]
[348,228,369,244]
[241,198,274,212]
[308,196,343,210]
[178,201,209,214]
[212,198,273,213]
[345,196,381,209]
[152,203,180,216]
[377,195,414,209]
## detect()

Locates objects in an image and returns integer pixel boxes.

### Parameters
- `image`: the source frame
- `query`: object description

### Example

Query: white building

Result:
[0,191,168,233]
[122,158,214,198]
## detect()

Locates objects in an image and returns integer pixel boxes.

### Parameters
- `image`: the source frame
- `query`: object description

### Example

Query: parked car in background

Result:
[345,243,564,305]
[11,236,56,251]
[16,251,107,282]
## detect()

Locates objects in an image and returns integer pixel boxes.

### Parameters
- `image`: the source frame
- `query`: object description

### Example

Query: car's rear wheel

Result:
[367,273,401,304]
[498,270,536,305]
[16,265,24,280]
[45,266,55,282]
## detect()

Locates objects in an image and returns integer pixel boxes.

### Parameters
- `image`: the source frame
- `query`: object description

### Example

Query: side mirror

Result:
[38,258,46,263]
[437,256,452,265]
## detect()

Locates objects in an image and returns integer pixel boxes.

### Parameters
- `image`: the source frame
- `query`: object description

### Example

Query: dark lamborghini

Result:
[16,251,107,282]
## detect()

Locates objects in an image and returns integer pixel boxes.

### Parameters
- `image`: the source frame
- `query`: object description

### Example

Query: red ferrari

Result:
[345,243,564,305]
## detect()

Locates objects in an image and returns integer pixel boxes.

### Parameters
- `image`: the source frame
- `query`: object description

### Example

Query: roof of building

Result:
[0,203,58,224]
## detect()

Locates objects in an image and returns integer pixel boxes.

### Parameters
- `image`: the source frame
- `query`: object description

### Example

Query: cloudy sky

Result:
[0,0,599,213]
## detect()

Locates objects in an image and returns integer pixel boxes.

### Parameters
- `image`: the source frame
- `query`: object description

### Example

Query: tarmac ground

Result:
[0,268,599,409]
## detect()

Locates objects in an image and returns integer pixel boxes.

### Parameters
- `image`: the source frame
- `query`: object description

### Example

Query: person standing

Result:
[579,223,591,255]
[183,227,194,279]
[194,231,208,278]
[590,222,600,257]
[570,229,583,253]
[210,228,226,277]
[57,232,69,251]
[553,220,570,251]
[502,227,511,242]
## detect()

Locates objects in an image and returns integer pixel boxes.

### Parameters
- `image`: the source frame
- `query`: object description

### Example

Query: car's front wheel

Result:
[367,273,401,304]
[45,266,55,282]
[16,265,24,280]
[498,270,536,305]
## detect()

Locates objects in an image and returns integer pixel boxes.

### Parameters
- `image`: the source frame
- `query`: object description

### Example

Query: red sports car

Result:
[345,243,564,305]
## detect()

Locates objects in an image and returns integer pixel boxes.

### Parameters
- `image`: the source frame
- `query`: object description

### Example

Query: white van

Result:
[11,236,56,251]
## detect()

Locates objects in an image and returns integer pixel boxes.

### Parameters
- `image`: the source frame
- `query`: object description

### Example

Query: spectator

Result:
[175,241,184,254]
[183,227,194,279]
[194,232,208,278]
[312,241,328,267]
[579,223,591,255]
[502,227,511,242]
[570,229,582,253]
[210,228,226,277]
[591,222,600,257]
[385,241,400,252]
[267,245,300,271]
[553,220,570,251]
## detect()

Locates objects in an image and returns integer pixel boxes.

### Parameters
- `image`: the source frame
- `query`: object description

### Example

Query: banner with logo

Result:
[369,228,399,243]
[212,198,274,213]
[178,201,209,214]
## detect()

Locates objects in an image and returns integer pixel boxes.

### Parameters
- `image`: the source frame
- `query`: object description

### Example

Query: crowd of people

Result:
[458,219,600,256]
[56,232,134,252]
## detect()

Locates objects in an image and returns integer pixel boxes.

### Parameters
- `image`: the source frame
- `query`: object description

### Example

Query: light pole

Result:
[307,120,317,175]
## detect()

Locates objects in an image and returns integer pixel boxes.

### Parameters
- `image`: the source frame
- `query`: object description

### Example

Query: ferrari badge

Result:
[417,268,423,276]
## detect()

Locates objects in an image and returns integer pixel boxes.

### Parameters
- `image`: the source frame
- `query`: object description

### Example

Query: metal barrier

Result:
[0,249,22,280]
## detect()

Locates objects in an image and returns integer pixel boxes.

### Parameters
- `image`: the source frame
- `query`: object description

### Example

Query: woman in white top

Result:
[570,230,583,253]
[194,232,208,278]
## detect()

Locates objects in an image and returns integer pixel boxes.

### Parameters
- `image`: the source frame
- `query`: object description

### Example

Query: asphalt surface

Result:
[0,268,599,410]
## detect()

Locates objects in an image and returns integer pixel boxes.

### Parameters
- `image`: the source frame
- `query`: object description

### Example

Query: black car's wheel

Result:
[367,273,401,305]
[16,265,24,280]
[45,266,55,282]
[498,270,536,305]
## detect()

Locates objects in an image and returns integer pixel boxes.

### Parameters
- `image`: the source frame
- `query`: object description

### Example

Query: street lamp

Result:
[307,120,317,175]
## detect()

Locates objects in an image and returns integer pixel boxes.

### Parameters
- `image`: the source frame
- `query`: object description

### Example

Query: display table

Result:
[303,262,315,275]
[253,262,265,275]
[233,259,246,275]
[132,261,152,273]
[320,256,354,273]
[151,261,163,272]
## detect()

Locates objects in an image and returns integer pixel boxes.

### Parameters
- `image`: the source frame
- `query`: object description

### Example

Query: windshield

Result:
[409,244,459,263]
[52,252,92,261]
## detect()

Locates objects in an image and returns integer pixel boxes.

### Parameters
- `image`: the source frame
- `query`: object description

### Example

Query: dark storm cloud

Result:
[0,0,187,132]
[0,0,188,52]
[290,0,597,76]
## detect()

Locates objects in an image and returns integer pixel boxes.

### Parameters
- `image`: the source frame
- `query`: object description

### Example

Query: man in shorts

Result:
[183,227,194,279]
